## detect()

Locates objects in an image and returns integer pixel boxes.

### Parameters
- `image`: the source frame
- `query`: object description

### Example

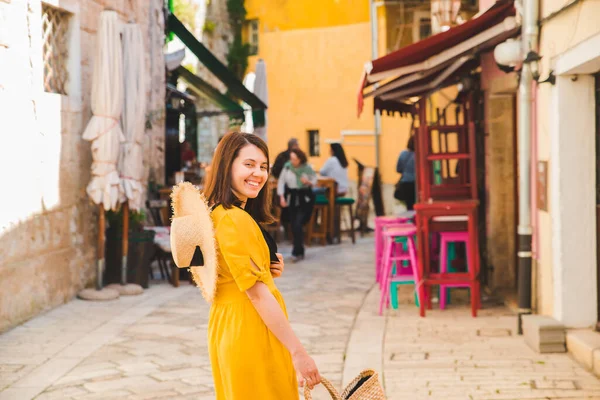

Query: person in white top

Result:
[319,143,349,196]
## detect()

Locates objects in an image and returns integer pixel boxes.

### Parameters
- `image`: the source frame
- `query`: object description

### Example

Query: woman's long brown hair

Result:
[203,132,275,224]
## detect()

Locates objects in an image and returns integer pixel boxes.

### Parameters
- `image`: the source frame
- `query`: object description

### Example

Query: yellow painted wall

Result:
[247,22,377,183]
[245,0,414,188]
[535,0,600,316]
[245,0,370,31]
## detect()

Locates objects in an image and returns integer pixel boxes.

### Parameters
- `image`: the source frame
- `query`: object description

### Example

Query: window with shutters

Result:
[308,130,320,157]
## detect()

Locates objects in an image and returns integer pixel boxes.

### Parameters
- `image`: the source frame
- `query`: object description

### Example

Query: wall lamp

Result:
[494,40,556,85]
[523,50,556,85]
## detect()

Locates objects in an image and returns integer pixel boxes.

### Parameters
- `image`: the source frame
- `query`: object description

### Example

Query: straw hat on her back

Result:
[170,182,218,302]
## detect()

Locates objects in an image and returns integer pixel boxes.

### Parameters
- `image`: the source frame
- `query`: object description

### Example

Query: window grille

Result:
[42,4,70,94]
[308,130,320,157]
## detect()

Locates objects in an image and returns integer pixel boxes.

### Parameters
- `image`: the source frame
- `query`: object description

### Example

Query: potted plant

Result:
[104,207,155,289]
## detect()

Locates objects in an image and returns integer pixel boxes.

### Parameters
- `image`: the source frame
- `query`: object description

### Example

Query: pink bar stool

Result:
[378,222,415,289]
[438,231,470,310]
[375,215,414,285]
[379,225,420,315]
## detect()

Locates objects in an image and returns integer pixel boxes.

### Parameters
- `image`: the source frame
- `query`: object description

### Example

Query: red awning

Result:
[367,0,516,83]
[357,0,518,116]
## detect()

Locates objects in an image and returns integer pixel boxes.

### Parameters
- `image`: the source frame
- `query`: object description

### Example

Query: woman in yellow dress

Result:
[203,132,321,399]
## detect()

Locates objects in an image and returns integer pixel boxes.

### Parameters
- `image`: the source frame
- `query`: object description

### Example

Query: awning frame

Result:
[176,66,245,118]
[366,16,518,84]
[364,60,452,99]
[166,83,196,102]
[168,14,266,111]
[359,0,520,116]
[380,56,476,101]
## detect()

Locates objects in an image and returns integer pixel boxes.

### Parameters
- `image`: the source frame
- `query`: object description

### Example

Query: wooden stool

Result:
[334,197,356,244]
[306,194,328,246]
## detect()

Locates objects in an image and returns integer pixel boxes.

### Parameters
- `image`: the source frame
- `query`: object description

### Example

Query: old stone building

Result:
[194,0,234,162]
[167,0,234,163]
[0,0,166,332]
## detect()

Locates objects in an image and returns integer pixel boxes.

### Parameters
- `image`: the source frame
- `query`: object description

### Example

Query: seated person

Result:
[319,143,349,197]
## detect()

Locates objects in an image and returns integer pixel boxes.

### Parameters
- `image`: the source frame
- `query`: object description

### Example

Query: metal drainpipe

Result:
[370,0,382,169]
[517,0,539,334]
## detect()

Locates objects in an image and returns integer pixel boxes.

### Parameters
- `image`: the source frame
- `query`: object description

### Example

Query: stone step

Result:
[566,329,600,376]
[522,315,566,353]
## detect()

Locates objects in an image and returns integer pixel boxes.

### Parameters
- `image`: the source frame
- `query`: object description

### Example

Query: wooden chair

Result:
[306,194,328,246]
[146,199,180,287]
[316,177,336,242]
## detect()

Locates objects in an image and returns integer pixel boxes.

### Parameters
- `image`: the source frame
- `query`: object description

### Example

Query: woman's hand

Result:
[270,253,284,278]
[300,176,311,186]
[292,348,321,390]
[279,196,288,208]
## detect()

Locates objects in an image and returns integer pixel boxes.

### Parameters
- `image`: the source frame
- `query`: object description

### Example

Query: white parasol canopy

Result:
[253,59,268,142]
[119,22,147,211]
[241,72,255,134]
[83,10,124,211]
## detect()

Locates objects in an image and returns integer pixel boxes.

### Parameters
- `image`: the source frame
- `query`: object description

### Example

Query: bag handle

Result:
[303,377,341,400]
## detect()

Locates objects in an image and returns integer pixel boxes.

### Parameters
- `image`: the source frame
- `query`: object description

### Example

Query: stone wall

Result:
[195,0,233,159]
[486,94,517,290]
[0,0,166,333]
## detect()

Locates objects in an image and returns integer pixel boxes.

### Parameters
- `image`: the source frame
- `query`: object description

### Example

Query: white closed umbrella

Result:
[83,10,125,212]
[253,59,268,142]
[108,22,146,295]
[80,10,123,298]
[120,23,146,212]
[241,72,255,134]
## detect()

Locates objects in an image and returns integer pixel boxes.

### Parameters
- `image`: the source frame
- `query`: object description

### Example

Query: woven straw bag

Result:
[304,369,386,400]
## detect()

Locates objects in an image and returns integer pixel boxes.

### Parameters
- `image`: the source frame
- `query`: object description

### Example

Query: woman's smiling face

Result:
[230,144,269,204]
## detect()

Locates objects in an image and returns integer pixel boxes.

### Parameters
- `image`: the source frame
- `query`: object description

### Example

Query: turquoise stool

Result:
[315,193,328,205]
[439,232,472,309]
[390,236,420,308]
[444,242,457,304]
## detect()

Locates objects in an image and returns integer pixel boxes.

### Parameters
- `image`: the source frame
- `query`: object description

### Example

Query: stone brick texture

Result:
[0,0,166,333]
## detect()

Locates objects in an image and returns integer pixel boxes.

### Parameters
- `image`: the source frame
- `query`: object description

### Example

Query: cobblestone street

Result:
[1,237,600,400]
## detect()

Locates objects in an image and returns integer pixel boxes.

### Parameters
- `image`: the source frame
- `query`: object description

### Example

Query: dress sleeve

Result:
[215,213,267,292]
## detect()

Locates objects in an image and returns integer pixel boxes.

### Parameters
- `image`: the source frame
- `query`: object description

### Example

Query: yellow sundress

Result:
[209,205,298,400]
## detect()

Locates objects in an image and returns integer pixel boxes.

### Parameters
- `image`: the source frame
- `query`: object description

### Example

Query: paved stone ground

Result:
[1,235,599,400]
[383,299,600,400]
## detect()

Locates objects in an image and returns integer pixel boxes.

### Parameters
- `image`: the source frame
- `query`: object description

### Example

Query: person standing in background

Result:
[271,138,300,179]
[272,138,301,234]
[394,135,416,210]
[319,142,349,196]
[277,149,317,262]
